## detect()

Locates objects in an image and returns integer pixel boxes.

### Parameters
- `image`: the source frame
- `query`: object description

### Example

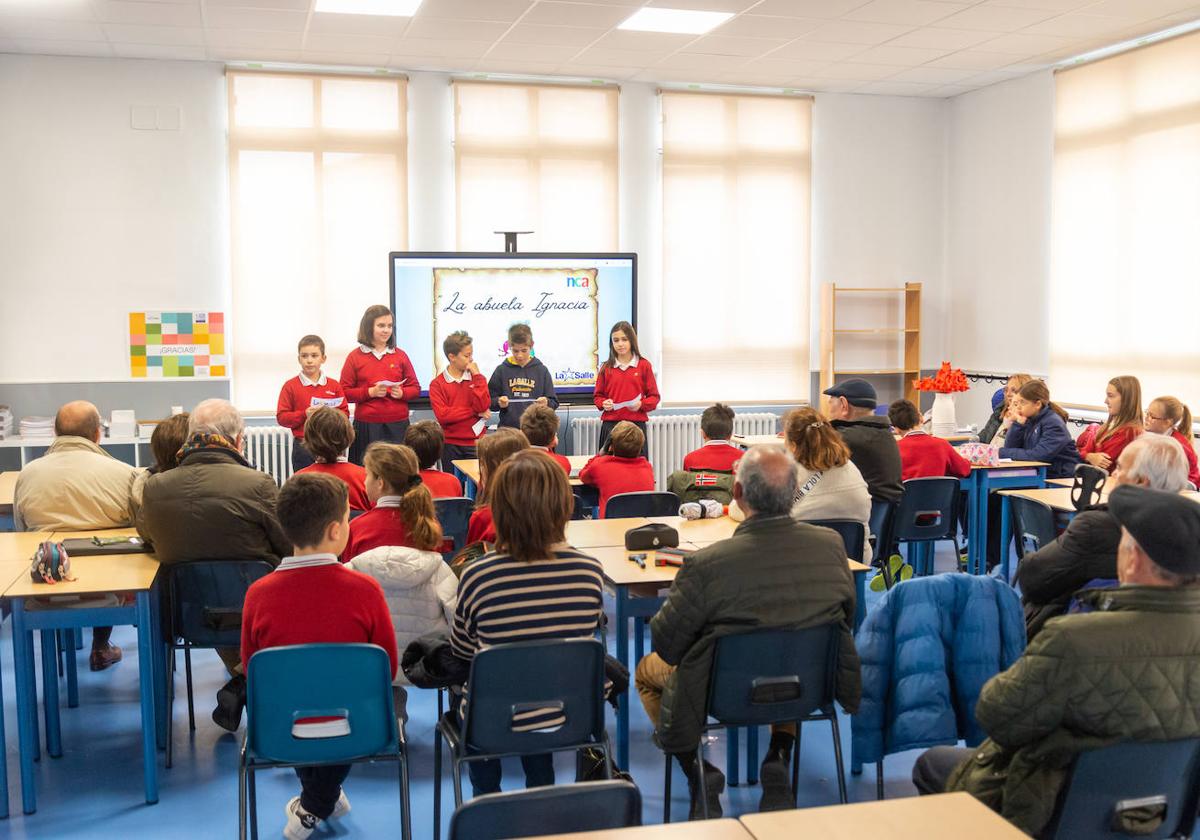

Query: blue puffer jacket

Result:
[851,575,1026,766]
[999,405,1081,479]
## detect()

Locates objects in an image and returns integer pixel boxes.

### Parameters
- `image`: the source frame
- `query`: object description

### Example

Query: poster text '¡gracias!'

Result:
[440,291,591,319]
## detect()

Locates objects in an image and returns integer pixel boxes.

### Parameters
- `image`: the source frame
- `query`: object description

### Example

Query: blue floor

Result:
[0,571,925,839]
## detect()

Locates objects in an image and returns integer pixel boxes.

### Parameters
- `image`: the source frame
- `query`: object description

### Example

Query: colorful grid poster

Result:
[129,311,226,378]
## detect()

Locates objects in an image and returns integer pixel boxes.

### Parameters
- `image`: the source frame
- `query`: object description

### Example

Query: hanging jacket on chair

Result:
[851,575,1026,767]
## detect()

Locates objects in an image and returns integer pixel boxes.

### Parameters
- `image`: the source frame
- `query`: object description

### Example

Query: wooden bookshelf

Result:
[819,282,922,408]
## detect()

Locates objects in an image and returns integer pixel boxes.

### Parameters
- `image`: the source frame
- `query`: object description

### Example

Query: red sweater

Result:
[297,461,371,511]
[342,502,415,562]
[421,468,464,499]
[579,454,655,518]
[1171,429,1200,488]
[1076,424,1140,474]
[531,446,572,474]
[241,557,398,680]
[339,347,420,423]
[896,431,972,481]
[276,374,348,438]
[593,358,661,423]
[467,505,495,544]
[682,442,742,473]
[429,371,491,445]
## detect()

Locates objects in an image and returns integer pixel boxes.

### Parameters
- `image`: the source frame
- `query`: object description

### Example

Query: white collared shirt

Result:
[703,439,737,448]
[277,552,341,571]
[442,368,471,384]
[903,429,930,437]
[359,344,395,361]
[298,371,328,387]
[614,355,640,371]
[375,495,403,508]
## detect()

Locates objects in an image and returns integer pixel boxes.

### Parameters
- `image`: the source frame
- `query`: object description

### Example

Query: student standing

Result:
[276,335,348,473]
[593,321,659,455]
[1075,375,1143,474]
[429,331,491,472]
[489,323,559,429]
[340,305,420,465]
[1144,395,1200,488]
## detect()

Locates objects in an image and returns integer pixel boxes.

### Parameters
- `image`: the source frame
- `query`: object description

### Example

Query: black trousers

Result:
[441,442,478,475]
[349,419,410,466]
[291,439,315,474]
[296,764,352,819]
[597,420,648,457]
[912,746,973,795]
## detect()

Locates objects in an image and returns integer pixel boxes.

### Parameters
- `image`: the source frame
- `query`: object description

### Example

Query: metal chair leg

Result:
[876,758,885,800]
[166,645,175,769]
[184,644,195,730]
[829,712,848,804]
[248,767,258,840]
[662,753,673,823]
[237,750,247,840]
[696,744,710,820]
[433,692,443,840]
[398,739,412,840]
[791,721,802,807]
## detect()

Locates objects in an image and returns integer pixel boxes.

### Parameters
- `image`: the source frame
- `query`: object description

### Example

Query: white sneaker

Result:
[329,789,351,821]
[283,796,320,840]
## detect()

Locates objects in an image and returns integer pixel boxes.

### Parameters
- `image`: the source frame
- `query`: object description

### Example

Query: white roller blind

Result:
[1051,33,1200,409]
[453,81,618,252]
[661,91,812,404]
[227,71,408,411]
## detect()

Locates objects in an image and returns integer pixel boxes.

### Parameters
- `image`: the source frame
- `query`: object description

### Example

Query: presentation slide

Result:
[390,253,636,397]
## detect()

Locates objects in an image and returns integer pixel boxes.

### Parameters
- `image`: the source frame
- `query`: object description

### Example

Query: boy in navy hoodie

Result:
[489,323,558,429]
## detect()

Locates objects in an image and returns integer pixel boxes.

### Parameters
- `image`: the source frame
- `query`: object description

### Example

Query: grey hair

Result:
[1121,434,1189,492]
[736,445,798,518]
[188,399,245,441]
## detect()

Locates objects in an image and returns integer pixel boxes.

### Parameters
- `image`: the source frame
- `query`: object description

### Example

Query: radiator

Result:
[571,413,778,491]
[245,425,294,485]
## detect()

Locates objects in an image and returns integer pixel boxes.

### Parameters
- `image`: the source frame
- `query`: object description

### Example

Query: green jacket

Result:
[649,514,861,755]
[948,585,1200,837]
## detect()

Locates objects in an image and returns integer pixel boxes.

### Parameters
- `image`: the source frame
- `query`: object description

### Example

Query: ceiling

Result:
[2,0,1199,97]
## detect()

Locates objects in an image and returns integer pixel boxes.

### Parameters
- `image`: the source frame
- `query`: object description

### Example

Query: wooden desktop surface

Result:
[0,469,18,513]
[565,517,650,548]
[0,531,55,593]
[731,434,784,449]
[453,455,589,486]
[739,792,1027,839]
[584,541,869,586]
[646,515,738,544]
[1000,485,1200,513]
[3,527,158,599]
[971,460,1048,471]
[530,819,752,840]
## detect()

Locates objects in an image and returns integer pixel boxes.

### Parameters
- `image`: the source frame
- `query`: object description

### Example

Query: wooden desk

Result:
[999,486,1200,515]
[566,517,650,548]
[961,460,1049,576]
[731,434,784,449]
[0,470,17,517]
[532,819,753,840]
[4,527,162,814]
[453,455,588,489]
[1047,477,1073,488]
[646,514,738,545]
[740,792,1027,839]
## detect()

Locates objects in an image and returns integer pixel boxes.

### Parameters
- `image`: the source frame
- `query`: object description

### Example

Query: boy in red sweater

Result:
[888,399,972,481]
[580,421,655,518]
[519,403,572,474]
[404,420,464,498]
[296,407,371,511]
[241,473,398,840]
[429,330,491,472]
[277,335,348,473]
[682,403,742,473]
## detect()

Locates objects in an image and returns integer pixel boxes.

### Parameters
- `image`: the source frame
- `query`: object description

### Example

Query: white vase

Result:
[932,392,957,437]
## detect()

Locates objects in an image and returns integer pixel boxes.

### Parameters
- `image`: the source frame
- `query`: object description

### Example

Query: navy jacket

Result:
[487,357,559,428]
[999,406,1081,479]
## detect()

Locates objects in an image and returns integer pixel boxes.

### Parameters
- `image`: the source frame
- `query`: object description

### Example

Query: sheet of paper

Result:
[310,396,345,408]
[612,398,640,410]
[505,397,536,404]
[375,380,405,387]
[472,418,487,436]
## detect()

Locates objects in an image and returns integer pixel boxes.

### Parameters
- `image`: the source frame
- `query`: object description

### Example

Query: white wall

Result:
[947,71,1054,378]
[0,54,229,384]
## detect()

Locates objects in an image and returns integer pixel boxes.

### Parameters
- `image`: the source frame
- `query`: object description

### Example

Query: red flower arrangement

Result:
[913,362,969,394]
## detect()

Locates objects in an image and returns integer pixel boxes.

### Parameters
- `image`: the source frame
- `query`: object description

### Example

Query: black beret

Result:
[1108,484,1200,576]
[822,378,877,409]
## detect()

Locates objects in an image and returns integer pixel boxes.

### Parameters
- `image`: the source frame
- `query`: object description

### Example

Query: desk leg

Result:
[40,630,62,758]
[66,631,79,709]
[746,726,759,785]
[973,474,989,576]
[727,728,740,786]
[13,599,38,814]
[136,592,159,804]
[854,570,866,633]
[999,495,1013,583]
[149,584,168,750]
[633,618,644,666]
[614,586,629,771]
[0,635,8,819]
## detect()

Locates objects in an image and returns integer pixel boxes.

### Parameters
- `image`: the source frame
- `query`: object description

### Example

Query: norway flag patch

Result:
[693,473,719,487]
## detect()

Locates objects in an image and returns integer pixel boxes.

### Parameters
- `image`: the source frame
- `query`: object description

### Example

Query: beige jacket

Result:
[14,436,138,532]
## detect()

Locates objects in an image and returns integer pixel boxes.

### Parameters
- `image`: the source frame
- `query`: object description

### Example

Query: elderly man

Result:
[138,398,289,732]
[13,400,136,670]
[1017,434,1190,638]
[635,445,861,819]
[913,484,1200,837]
[822,378,903,504]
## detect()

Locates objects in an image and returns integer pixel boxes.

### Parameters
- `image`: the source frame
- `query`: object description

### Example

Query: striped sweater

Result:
[450,546,603,731]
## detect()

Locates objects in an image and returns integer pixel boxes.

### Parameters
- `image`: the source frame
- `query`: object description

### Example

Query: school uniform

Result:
[467,505,495,544]
[682,440,742,473]
[593,356,660,455]
[420,468,464,499]
[579,453,655,518]
[342,495,415,562]
[297,459,371,511]
[1170,429,1200,489]
[277,372,349,472]
[1076,424,1140,474]
[429,368,491,472]
[896,430,972,481]
[340,345,420,465]
[532,445,572,474]
[488,356,559,428]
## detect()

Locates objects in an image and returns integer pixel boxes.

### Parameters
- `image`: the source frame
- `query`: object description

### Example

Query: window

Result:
[452,81,619,252]
[227,71,407,410]
[660,91,812,403]
[1051,32,1200,409]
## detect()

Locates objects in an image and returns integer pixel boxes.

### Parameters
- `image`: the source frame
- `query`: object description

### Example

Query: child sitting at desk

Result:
[579,421,655,518]
[519,403,572,474]
[889,399,972,481]
[1000,381,1081,478]
[1144,396,1200,489]
[296,407,370,512]
[1075,375,1143,474]
[467,428,530,544]
[682,403,742,473]
[342,443,443,562]
[404,420,463,499]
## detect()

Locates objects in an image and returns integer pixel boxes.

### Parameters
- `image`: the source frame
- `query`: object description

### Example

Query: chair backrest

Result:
[168,560,274,648]
[869,498,897,555]
[807,519,865,562]
[571,492,589,521]
[893,477,960,542]
[245,643,397,764]
[604,491,681,519]
[462,638,607,756]
[1047,738,1200,840]
[435,497,474,556]
[1010,496,1057,559]
[706,624,840,727]
[448,781,641,840]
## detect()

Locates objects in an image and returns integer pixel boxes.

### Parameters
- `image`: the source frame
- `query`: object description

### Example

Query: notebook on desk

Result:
[61,536,149,556]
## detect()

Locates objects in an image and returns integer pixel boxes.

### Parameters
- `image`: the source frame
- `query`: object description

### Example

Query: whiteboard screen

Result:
[389,252,636,396]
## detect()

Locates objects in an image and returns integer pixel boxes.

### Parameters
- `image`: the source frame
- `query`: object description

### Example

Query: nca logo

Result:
[566,276,590,288]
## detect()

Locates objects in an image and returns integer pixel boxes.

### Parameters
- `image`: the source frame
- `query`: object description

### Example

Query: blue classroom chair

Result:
[449,781,641,840]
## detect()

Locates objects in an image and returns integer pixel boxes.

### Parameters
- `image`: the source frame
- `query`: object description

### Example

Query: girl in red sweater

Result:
[1076,375,1142,473]
[579,421,654,518]
[593,321,659,455]
[340,305,421,465]
[343,443,442,562]
[467,428,530,545]
[297,407,371,511]
[1145,396,1200,489]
